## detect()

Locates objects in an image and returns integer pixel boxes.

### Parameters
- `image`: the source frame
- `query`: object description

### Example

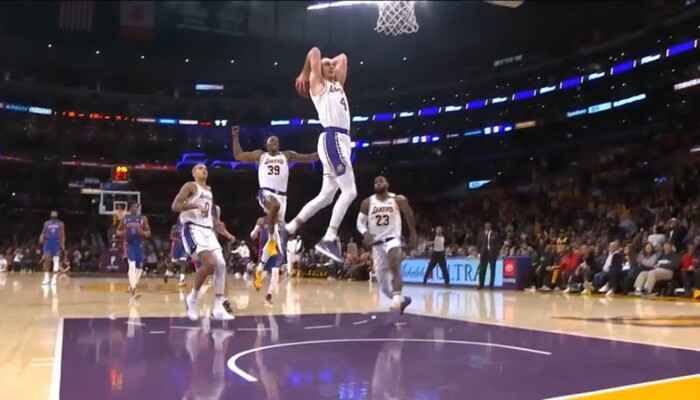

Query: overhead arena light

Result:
[307,1,382,10]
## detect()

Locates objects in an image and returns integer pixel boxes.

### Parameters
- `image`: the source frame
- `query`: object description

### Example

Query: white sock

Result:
[134,268,143,287]
[285,220,299,235]
[189,288,198,300]
[44,272,50,281]
[392,293,403,305]
[179,273,185,282]
[128,266,135,289]
[269,267,280,294]
[52,256,60,272]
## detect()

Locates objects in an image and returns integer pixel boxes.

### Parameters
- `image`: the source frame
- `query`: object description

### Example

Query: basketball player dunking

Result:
[171,164,234,321]
[251,215,283,305]
[117,202,151,300]
[357,176,417,313]
[289,47,356,262]
[232,125,318,290]
[39,210,65,286]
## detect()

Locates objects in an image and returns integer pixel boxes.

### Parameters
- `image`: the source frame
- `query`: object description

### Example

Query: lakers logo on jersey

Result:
[336,164,345,174]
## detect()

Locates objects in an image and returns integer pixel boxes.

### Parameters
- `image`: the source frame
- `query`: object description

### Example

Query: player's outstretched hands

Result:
[295,74,309,98]
[362,232,375,247]
[231,126,240,137]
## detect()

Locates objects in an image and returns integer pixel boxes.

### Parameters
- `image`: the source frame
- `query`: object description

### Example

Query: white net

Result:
[374,1,419,36]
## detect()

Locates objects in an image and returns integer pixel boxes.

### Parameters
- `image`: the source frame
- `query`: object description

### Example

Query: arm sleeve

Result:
[357,213,368,235]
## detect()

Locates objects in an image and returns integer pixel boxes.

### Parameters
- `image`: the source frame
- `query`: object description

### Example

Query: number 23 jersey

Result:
[258,152,289,192]
[368,193,402,242]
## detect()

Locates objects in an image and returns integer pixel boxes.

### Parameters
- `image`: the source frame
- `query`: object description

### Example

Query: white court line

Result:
[30,363,54,368]
[412,311,700,354]
[352,320,369,325]
[170,325,200,330]
[236,327,271,331]
[304,324,334,330]
[227,338,551,382]
[149,330,166,335]
[125,321,146,326]
[544,372,700,399]
[49,318,64,400]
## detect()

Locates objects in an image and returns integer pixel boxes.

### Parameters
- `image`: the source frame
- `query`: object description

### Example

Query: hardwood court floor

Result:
[1,272,700,399]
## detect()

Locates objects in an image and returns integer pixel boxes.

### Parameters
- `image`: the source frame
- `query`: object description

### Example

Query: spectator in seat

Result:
[584,240,623,295]
[668,218,687,253]
[561,245,582,292]
[617,244,638,295]
[634,241,680,296]
[622,243,657,294]
[647,225,666,250]
[535,244,559,291]
[574,244,599,294]
[680,244,697,297]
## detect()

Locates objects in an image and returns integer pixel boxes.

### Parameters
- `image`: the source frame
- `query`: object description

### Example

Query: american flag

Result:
[59,1,94,31]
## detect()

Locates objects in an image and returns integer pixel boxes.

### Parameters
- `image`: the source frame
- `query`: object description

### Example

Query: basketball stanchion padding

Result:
[484,0,524,8]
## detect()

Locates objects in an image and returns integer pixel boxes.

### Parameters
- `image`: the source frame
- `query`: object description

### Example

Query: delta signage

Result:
[400,256,532,290]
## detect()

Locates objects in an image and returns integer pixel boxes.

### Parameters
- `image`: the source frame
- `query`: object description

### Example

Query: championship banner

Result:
[173,1,248,36]
[120,1,155,38]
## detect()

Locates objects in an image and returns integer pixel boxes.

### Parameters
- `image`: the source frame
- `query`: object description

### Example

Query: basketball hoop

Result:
[374,1,419,36]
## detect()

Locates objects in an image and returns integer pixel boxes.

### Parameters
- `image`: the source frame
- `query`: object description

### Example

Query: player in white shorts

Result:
[231,125,318,290]
[357,176,417,314]
[171,164,234,321]
[290,46,357,263]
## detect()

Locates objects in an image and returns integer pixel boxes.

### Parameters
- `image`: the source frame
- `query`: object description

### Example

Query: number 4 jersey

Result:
[310,79,350,131]
[368,193,402,242]
[258,152,289,193]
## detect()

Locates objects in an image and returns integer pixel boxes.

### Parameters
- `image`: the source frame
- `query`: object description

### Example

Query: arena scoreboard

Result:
[112,165,130,182]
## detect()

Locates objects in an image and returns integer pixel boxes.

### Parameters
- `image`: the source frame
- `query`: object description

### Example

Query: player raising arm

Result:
[232,125,317,289]
[286,47,356,263]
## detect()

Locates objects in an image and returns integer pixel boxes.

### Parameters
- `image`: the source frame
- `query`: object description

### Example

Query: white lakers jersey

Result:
[310,79,351,131]
[368,193,402,241]
[179,183,215,228]
[258,152,289,192]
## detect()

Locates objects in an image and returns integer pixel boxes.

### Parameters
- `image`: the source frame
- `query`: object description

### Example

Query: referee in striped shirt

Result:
[422,226,450,286]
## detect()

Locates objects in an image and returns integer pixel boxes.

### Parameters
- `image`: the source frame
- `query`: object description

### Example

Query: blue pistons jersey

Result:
[43,219,63,257]
[123,215,144,267]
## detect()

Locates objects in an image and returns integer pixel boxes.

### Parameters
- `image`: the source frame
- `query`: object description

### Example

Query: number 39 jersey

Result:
[368,193,402,242]
[310,79,350,131]
[258,152,289,192]
[179,183,214,228]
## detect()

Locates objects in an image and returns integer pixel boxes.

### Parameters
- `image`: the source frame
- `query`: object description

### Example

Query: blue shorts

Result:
[264,254,282,271]
[43,240,61,257]
[125,244,144,268]
[171,242,187,261]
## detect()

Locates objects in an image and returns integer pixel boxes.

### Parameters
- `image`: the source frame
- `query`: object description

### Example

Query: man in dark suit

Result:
[668,218,687,253]
[477,222,500,290]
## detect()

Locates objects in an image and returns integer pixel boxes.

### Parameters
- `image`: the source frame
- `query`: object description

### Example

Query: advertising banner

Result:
[401,256,532,289]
